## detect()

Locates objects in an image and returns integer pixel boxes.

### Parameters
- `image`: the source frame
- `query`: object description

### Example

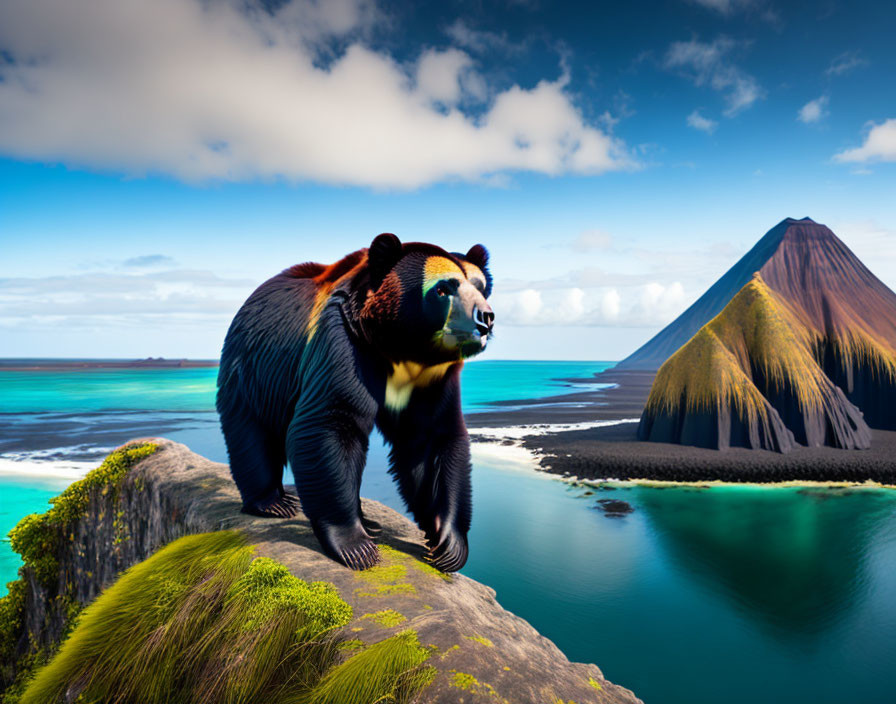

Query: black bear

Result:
[216,234,494,572]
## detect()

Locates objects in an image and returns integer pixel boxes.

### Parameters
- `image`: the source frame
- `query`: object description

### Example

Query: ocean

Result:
[1,360,895,704]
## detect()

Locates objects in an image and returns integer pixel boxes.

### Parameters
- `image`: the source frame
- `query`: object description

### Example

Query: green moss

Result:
[353,545,452,598]
[379,545,452,582]
[0,579,26,663]
[307,629,435,704]
[439,643,460,659]
[7,443,158,588]
[353,549,416,597]
[464,634,494,647]
[451,670,480,690]
[337,639,365,651]
[361,609,406,628]
[449,669,507,701]
[227,557,351,637]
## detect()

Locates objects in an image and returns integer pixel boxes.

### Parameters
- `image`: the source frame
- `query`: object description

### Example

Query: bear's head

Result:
[359,233,494,365]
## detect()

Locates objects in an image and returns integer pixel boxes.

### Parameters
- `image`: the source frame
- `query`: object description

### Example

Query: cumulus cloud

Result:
[665,37,763,116]
[797,95,829,124]
[415,48,479,105]
[826,51,869,77]
[0,0,632,189]
[834,119,896,163]
[491,281,688,328]
[686,110,718,133]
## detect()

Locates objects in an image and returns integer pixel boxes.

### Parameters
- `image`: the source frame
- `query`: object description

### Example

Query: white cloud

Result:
[826,51,869,77]
[0,0,632,189]
[491,281,688,328]
[571,229,614,252]
[665,37,763,116]
[415,48,476,105]
[686,110,718,133]
[444,19,521,55]
[797,95,829,124]
[0,268,255,322]
[601,289,621,320]
[834,119,896,163]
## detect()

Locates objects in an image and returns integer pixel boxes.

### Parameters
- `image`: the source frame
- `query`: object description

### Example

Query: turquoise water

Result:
[2,361,896,704]
[0,360,611,414]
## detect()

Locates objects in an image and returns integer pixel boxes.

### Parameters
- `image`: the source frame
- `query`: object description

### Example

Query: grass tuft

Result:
[305,629,435,704]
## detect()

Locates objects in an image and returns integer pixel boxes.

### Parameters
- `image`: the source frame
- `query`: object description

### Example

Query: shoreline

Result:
[467,368,896,486]
[4,366,895,487]
[0,358,218,371]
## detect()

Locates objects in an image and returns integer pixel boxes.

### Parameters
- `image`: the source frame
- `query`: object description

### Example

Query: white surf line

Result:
[0,447,111,480]
[469,418,642,479]
[469,417,641,440]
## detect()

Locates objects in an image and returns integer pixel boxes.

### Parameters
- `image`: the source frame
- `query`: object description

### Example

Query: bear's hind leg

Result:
[220,403,296,518]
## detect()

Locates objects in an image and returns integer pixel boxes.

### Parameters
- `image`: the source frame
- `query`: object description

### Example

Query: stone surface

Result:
[15,438,642,704]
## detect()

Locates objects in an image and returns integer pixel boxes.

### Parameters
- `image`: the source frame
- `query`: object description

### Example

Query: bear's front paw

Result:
[318,522,380,571]
[242,489,300,518]
[425,527,468,573]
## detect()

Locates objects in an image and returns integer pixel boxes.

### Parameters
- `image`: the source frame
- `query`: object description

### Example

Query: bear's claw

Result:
[425,529,468,573]
[242,491,300,519]
[318,522,380,570]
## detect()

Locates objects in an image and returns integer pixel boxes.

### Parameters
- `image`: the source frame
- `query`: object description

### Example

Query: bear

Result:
[216,233,494,572]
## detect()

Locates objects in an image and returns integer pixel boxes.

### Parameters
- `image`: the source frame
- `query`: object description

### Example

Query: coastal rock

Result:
[620,218,896,433]
[1,439,641,704]
[637,274,871,452]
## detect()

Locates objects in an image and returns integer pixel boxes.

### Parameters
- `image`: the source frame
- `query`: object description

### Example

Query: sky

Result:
[1,0,895,361]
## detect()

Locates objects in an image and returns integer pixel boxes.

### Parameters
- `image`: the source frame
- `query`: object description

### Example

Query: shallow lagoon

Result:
[2,362,895,704]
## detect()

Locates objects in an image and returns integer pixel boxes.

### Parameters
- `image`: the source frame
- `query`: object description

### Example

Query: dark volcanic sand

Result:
[524,421,896,484]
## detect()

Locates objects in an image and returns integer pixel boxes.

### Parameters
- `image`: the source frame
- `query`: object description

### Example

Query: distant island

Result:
[471,218,896,483]
[637,217,896,453]
[0,358,219,371]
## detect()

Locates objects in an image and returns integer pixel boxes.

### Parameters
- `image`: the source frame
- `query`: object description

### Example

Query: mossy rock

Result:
[18,532,434,704]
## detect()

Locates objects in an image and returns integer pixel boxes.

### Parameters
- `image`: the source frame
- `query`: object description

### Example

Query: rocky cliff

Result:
[1,440,641,704]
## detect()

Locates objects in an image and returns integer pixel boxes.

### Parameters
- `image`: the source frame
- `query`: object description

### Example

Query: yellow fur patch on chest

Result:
[385,361,456,411]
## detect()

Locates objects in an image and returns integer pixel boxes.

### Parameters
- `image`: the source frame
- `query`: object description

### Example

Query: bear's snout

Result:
[473,304,494,336]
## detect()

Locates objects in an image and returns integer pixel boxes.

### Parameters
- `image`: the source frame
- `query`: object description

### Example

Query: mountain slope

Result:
[622,217,896,431]
[637,274,871,452]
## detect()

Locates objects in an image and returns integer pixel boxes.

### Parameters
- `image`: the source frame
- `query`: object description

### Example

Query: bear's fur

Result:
[216,233,494,572]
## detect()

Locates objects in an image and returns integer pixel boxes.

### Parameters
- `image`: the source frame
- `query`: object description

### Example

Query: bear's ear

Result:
[368,233,403,290]
[464,244,492,297]
[465,244,489,271]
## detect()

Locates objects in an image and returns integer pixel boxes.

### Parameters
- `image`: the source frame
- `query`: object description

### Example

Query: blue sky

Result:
[1,0,895,360]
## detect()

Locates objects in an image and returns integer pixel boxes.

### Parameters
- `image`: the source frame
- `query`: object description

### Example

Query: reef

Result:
[0,439,642,704]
